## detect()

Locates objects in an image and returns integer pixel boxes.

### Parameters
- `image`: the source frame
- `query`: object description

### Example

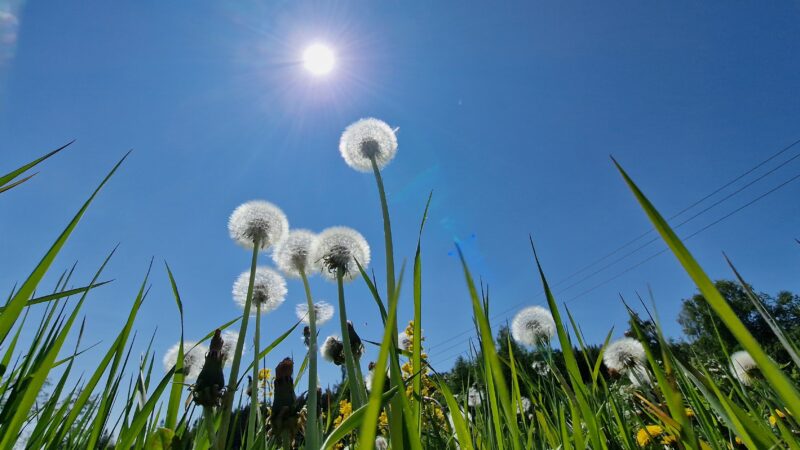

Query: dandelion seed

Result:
[511,306,556,346]
[604,337,646,373]
[310,226,370,282]
[232,267,287,315]
[531,361,550,376]
[163,341,208,382]
[339,118,398,172]
[467,387,483,407]
[320,335,345,365]
[228,200,289,250]
[272,229,316,277]
[295,301,335,326]
[730,350,759,386]
[375,436,389,450]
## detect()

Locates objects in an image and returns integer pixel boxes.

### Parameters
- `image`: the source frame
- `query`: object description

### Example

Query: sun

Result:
[303,43,335,76]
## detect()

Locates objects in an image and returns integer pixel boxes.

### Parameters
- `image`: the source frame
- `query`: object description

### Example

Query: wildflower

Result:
[604,337,646,373]
[296,301,335,326]
[228,200,289,250]
[769,408,791,427]
[219,329,241,366]
[636,425,676,446]
[163,341,208,382]
[511,306,556,345]
[531,360,550,376]
[232,267,287,314]
[467,387,483,407]
[192,329,226,407]
[365,362,389,393]
[272,229,316,277]
[375,436,388,450]
[516,397,532,415]
[310,226,370,282]
[339,118,398,172]
[258,368,271,381]
[729,350,759,386]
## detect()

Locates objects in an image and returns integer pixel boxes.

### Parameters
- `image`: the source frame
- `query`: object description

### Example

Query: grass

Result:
[1,141,799,449]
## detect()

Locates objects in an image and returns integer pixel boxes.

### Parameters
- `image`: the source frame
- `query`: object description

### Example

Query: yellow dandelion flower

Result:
[258,368,271,380]
[636,425,664,446]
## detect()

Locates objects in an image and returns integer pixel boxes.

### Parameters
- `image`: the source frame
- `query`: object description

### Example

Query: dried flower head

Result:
[310,226,370,282]
[272,229,316,277]
[511,306,556,345]
[320,335,345,365]
[232,267,287,315]
[163,341,208,382]
[375,436,389,450]
[295,301,335,326]
[228,200,289,250]
[604,337,646,373]
[398,331,413,351]
[339,118,398,172]
[730,350,759,385]
[467,387,483,407]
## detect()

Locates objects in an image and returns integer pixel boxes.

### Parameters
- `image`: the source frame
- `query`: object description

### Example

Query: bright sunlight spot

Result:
[303,43,335,75]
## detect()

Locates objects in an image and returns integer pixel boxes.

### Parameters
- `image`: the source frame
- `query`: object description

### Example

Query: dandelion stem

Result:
[247,302,262,444]
[300,270,320,449]
[217,237,260,450]
[337,268,366,409]
[203,406,217,448]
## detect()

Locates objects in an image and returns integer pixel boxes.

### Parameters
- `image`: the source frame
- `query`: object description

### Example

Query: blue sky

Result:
[1,1,799,391]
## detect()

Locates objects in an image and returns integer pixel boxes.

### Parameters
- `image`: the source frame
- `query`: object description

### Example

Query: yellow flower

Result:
[636,425,664,446]
[258,368,271,381]
[685,408,695,418]
[769,415,777,427]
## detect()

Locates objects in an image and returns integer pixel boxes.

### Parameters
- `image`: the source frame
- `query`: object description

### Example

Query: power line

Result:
[428,158,800,366]
[426,139,800,354]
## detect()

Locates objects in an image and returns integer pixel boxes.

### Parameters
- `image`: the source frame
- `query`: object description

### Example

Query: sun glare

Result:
[303,43,335,76]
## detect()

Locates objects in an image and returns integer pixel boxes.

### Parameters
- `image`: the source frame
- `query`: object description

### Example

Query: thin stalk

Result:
[248,302,262,444]
[300,270,320,450]
[337,268,366,408]
[203,406,217,448]
[218,238,260,450]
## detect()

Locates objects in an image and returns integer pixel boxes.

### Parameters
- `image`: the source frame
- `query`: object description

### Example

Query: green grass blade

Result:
[321,386,399,450]
[412,191,432,433]
[115,366,177,449]
[613,157,800,419]
[0,140,73,188]
[0,280,113,313]
[164,262,185,431]
[0,151,129,344]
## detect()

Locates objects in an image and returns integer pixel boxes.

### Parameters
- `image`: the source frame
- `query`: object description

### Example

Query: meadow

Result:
[1,119,798,449]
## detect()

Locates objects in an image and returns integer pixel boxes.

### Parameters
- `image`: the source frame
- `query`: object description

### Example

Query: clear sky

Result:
[2,1,799,391]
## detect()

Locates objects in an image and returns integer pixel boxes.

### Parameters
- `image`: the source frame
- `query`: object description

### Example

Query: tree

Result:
[677,280,800,363]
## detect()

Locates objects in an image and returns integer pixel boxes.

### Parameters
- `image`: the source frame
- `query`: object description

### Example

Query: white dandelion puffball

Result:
[511,306,556,345]
[730,350,758,385]
[220,330,243,366]
[232,267,287,315]
[339,118,398,172]
[375,436,388,450]
[604,337,646,372]
[531,361,550,376]
[163,341,208,382]
[295,301,335,326]
[467,387,483,407]
[272,229,316,278]
[398,331,412,351]
[228,200,289,250]
[310,226,371,282]
[516,397,532,415]
[321,335,344,363]
[627,365,652,387]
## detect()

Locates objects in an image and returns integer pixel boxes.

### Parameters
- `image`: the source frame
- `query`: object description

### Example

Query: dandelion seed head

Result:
[310,227,370,282]
[228,200,289,250]
[272,229,316,278]
[232,267,287,315]
[375,436,388,450]
[730,350,758,385]
[163,341,208,382]
[603,337,646,372]
[516,397,532,415]
[627,365,652,387]
[339,118,398,172]
[220,330,242,366]
[467,387,483,407]
[321,335,344,363]
[511,306,556,346]
[398,331,413,351]
[295,301,335,326]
